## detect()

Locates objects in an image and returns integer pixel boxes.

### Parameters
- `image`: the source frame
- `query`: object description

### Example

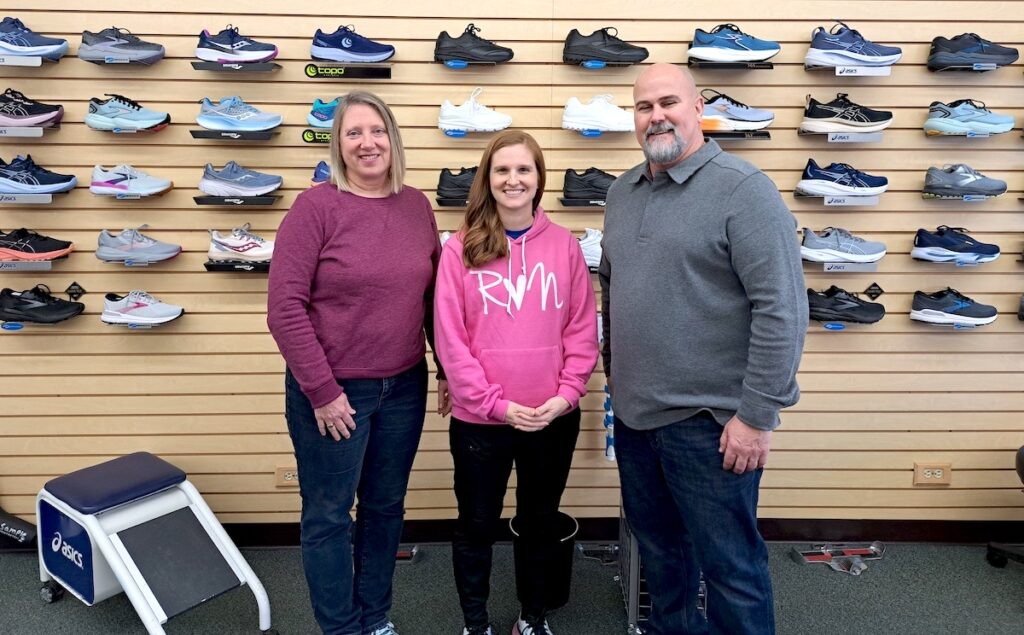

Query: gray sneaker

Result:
[923,164,1007,199]
[199,161,283,196]
[79,27,165,65]
[96,225,181,263]
[800,227,886,263]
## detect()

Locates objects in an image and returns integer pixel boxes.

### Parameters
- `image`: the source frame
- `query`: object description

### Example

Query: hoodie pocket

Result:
[479,346,560,409]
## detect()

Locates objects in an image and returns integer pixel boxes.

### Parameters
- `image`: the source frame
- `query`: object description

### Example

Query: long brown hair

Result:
[461,130,546,268]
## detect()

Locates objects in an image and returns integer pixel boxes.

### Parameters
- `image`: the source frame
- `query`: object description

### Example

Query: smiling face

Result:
[489,143,539,219]
[633,64,704,172]
[338,103,391,187]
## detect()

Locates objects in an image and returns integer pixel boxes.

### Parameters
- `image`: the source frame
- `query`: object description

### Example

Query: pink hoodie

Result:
[434,208,599,424]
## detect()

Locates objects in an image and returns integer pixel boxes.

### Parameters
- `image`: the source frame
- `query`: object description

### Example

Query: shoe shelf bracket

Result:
[559,198,606,207]
[704,131,771,141]
[797,130,883,144]
[191,61,280,72]
[0,55,43,67]
[190,130,278,141]
[793,192,879,207]
[194,195,281,206]
[204,260,270,273]
[804,64,891,76]
[0,260,53,271]
[0,193,54,204]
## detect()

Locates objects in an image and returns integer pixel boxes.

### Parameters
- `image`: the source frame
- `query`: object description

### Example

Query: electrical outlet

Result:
[913,462,952,486]
[275,466,300,487]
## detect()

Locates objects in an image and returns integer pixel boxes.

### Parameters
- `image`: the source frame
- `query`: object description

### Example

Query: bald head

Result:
[634,63,698,103]
[632,63,704,171]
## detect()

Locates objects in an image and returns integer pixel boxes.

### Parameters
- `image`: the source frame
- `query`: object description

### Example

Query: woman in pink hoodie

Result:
[434,130,599,635]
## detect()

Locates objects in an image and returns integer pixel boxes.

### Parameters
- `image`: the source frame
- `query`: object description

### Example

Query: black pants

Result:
[450,408,581,628]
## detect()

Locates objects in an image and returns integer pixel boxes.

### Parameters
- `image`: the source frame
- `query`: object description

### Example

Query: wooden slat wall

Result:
[2,1,1023,524]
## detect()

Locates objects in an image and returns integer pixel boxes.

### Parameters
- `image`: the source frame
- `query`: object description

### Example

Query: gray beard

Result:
[642,129,686,165]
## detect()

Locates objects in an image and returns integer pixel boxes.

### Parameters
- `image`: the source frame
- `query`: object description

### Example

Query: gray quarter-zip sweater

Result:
[599,140,807,431]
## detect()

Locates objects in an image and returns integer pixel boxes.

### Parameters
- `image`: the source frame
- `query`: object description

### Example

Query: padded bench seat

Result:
[44,452,186,515]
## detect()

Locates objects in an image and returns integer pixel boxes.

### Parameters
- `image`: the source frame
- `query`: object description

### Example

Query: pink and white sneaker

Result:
[101,290,183,325]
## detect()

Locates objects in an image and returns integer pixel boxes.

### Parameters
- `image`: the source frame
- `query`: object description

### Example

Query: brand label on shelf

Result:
[834,65,891,76]
[823,262,878,272]
[302,129,332,143]
[827,132,883,143]
[824,195,879,207]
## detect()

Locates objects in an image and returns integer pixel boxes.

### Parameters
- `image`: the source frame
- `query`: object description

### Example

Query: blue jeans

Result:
[615,411,774,635]
[285,359,427,635]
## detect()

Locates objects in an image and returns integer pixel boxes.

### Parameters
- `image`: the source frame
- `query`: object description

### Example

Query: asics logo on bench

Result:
[51,531,84,568]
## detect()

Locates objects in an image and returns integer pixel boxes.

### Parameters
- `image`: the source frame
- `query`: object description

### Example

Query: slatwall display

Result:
[2,1,1023,525]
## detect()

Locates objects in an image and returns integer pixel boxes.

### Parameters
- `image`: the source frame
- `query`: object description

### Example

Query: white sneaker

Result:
[562,95,634,132]
[462,626,493,635]
[90,164,172,196]
[101,290,183,325]
[438,87,512,132]
[578,227,603,269]
[440,231,452,247]
[513,615,553,635]
[208,223,274,262]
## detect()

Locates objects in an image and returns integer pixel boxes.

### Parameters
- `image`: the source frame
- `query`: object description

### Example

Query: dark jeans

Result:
[450,408,581,628]
[285,359,427,635]
[615,411,774,635]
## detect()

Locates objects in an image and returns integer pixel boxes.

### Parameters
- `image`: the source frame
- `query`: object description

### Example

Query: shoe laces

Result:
[104,93,143,110]
[3,88,29,102]
[598,26,622,42]
[463,23,492,43]
[1,17,28,33]
[953,98,989,112]
[121,224,155,246]
[831,162,867,177]
[940,287,971,301]
[710,23,748,36]
[953,33,987,47]
[105,27,141,43]
[219,96,257,115]
[334,25,366,41]
[821,226,864,242]
[702,88,749,109]
[830,20,864,40]
[231,222,265,242]
[25,284,58,303]
[942,163,978,176]
[126,289,158,305]
[936,225,971,235]
[466,87,495,113]
[219,25,244,43]
[5,227,41,241]
[824,285,863,301]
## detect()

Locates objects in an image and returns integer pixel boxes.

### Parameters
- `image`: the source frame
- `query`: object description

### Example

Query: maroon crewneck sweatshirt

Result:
[267,183,441,408]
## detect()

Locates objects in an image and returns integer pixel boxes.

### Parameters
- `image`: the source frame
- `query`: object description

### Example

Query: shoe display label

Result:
[302,129,332,143]
[824,195,879,207]
[834,66,891,77]
[823,262,878,273]
[864,283,884,300]
[827,132,883,143]
[65,282,86,300]
[304,63,391,80]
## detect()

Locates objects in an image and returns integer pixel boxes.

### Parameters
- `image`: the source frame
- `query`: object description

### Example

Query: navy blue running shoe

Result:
[0,17,68,60]
[911,288,997,326]
[196,25,277,64]
[311,161,331,184]
[911,226,1000,264]
[0,155,77,194]
[311,25,395,62]
[805,20,902,67]
[795,159,888,196]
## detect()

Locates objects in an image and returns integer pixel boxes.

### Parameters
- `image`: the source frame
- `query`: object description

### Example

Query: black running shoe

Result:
[800,93,893,134]
[928,33,1019,70]
[808,286,885,324]
[564,167,615,200]
[0,228,73,261]
[563,27,649,64]
[0,284,84,324]
[437,166,478,199]
[911,287,997,326]
[434,24,513,63]
[0,88,63,127]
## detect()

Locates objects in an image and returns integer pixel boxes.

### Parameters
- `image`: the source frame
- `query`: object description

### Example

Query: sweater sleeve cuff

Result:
[307,380,344,410]
[489,398,511,423]
[557,386,582,411]
[736,399,780,431]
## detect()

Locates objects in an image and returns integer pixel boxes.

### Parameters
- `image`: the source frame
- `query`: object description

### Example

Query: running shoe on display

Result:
[434,23,513,63]
[0,228,73,261]
[805,20,902,67]
[800,227,887,263]
[910,288,997,326]
[562,27,649,65]
[0,17,68,60]
[199,161,283,196]
[911,226,1000,264]
[564,167,614,200]
[307,97,338,128]
[923,164,1006,198]
[438,88,512,132]
[923,99,1014,136]
[0,155,76,194]
[90,165,172,197]
[196,96,282,132]
[795,159,888,196]
[927,33,1019,71]
[101,290,183,326]
[311,25,395,62]
[807,286,885,324]
[196,25,277,63]
[688,23,780,62]
[700,89,774,131]
[0,284,84,324]
[208,223,274,262]
[312,160,331,184]
[578,228,603,270]
[437,166,477,200]
[85,94,169,131]
[562,95,633,132]
[800,93,893,133]
[95,226,181,263]
[78,27,165,65]
[0,88,63,127]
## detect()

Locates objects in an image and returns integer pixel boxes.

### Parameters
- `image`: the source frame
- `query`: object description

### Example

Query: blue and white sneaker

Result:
[911,288,997,327]
[0,17,68,60]
[196,97,282,132]
[688,23,779,62]
[700,89,774,131]
[311,161,331,184]
[196,25,278,64]
[85,94,170,131]
[307,98,338,128]
[923,99,1014,136]
[199,161,283,196]
[796,159,888,196]
[311,25,395,62]
[0,155,76,194]
[911,226,1000,264]
[801,227,887,263]
[805,21,902,67]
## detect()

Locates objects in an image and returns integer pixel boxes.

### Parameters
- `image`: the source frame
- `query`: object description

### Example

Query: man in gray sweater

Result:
[600,63,806,634]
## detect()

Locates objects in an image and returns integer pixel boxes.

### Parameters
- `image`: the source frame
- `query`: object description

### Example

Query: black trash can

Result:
[509,511,579,612]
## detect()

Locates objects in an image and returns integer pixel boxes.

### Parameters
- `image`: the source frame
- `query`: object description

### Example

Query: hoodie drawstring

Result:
[504,234,529,316]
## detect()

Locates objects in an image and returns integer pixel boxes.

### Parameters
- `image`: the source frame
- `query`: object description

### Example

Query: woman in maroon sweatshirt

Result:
[267,91,445,635]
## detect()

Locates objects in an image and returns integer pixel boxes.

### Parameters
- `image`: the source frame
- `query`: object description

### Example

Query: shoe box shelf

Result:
[793,192,880,207]
[435,197,468,207]
[0,55,46,67]
[0,125,59,138]
[190,129,279,141]
[704,131,771,141]
[0,260,56,271]
[204,260,270,273]
[194,195,281,206]
[559,198,606,207]
[304,62,392,80]
[0,193,60,204]
[804,64,891,76]
[797,130,883,143]
[190,61,281,72]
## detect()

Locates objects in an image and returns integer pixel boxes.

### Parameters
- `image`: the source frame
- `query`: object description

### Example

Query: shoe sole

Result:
[435,49,512,63]
[809,308,883,324]
[0,245,73,261]
[310,45,394,62]
[195,47,278,64]
[77,48,165,65]
[801,246,886,263]
[563,49,648,64]
[84,113,169,131]
[207,252,273,263]
[701,115,773,131]
[927,51,1018,70]
[96,247,181,263]
[0,176,77,194]
[438,120,510,132]
[196,115,282,131]
[805,48,901,67]
[687,46,779,62]
[799,118,892,133]
[0,307,83,324]
[922,186,1005,199]
[562,117,633,132]
[198,177,280,197]
[90,183,173,197]
[795,179,887,197]
[923,118,1013,136]
[0,41,68,58]
[306,114,333,128]
[911,247,999,263]
[101,308,184,325]
[0,109,63,127]
[910,309,996,326]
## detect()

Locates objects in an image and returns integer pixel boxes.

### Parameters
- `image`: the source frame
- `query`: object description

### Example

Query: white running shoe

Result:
[562,95,634,132]
[512,615,554,635]
[438,87,512,132]
[578,227,603,270]
[101,290,183,325]
[90,165,172,196]
[208,223,274,262]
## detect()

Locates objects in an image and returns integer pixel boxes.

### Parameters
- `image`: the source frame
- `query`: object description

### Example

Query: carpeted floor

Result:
[1,542,1022,634]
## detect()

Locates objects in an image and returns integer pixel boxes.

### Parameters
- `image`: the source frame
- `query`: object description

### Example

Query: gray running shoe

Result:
[800,227,887,263]
[79,27,165,65]
[199,161,283,196]
[95,225,181,263]
[196,96,282,132]
[923,164,1007,199]
[101,290,183,325]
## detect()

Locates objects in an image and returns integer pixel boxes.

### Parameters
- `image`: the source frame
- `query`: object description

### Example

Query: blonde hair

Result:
[329,91,406,194]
